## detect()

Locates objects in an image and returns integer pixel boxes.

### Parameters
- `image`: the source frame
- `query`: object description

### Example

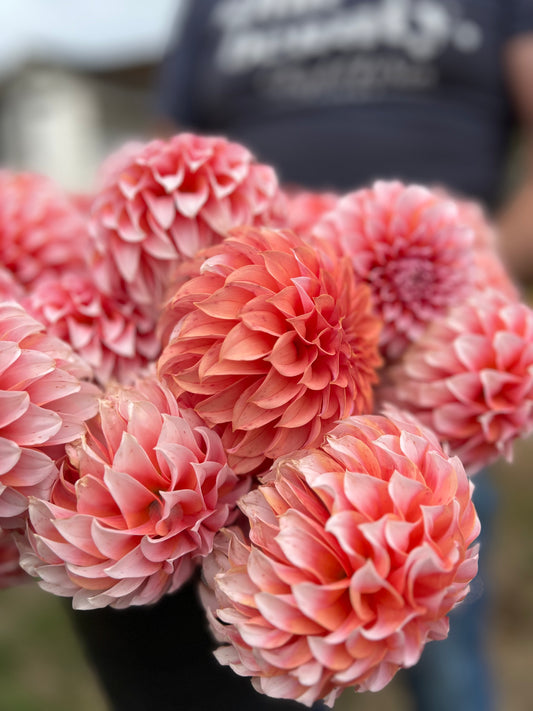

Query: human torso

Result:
[171,0,513,203]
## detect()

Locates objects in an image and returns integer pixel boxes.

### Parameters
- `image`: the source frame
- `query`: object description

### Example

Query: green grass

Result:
[0,585,108,711]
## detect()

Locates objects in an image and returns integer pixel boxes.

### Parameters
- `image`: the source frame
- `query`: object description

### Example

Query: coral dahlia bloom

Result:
[21,376,246,609]
[158,227,381,475]
[24,273,160,386]
[0,303,99,530]
[90,133,285,309]
[311,181,476,360]
[381,290,533,473]
[201,411,479,707]
[0,171,88,286]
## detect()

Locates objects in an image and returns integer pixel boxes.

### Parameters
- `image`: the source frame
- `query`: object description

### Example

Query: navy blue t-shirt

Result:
[158,0,533,205]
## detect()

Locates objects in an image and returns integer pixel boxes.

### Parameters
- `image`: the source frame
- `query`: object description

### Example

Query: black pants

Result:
[69,575,325,711]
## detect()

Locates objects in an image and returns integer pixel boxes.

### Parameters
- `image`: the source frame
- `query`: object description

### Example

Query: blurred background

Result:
[0,1,532,710]
[0,0,184,191]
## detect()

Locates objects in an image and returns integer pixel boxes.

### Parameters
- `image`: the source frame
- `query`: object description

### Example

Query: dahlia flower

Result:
[0,170,88,286]
[24,273,160,386]
[21,376,246,609]
[311,181,476,360]
[90,133,286,310]
[158,227,381,475]
[381,290,533,473]
[0,302,99,530]
[283,189,338,240]
[201,411,479,707]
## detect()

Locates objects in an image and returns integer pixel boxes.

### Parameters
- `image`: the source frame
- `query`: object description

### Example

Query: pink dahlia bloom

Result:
[311,181,476,360]
[90,133,286,310]
[158,227,382,475]
[21,376,246,609]
[24,272,160,386]
[0,302,99,530]
[0,171,88,286]
[381,290,533,473]
[201,411,479,707]
[0,527,29,588]
[283,189,338,240]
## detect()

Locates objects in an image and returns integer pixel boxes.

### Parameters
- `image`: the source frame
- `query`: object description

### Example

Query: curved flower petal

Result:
[159,227,381,474]
[20,376,244,609]
[200,411,479,706]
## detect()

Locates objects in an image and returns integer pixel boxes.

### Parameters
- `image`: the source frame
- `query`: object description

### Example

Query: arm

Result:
[497,34,533,284]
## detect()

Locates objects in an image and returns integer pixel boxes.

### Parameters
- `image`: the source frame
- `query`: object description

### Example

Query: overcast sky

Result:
[0,0,185,78]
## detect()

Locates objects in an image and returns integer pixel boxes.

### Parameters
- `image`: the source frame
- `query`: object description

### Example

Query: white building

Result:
[0,0,184,189]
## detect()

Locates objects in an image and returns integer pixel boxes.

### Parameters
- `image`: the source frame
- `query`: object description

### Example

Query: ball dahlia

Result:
[381,290,533,473]
[0,170,88,286]
[201,411,479,707]
[311,181,476,360]
[21,376,246,609]
[90,133,286,310]
[158,227,382,475]
[24,272,160,386]
[0,302,100,530]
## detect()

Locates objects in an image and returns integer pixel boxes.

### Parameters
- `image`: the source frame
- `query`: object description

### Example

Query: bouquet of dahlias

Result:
[1,133,532,707]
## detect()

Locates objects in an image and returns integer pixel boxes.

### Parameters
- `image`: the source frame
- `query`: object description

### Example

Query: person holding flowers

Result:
[2,1,533,710]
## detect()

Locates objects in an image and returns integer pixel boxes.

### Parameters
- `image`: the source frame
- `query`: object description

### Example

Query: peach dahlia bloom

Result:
[0,171,88,286]
[311,181,476,360]
[158,227,381,475]
[24,273,160,386]
[381,290,533,474]
[90,133,285,310]
[201,411,479,707]
[21,377,246,609]
[0,302,99,530]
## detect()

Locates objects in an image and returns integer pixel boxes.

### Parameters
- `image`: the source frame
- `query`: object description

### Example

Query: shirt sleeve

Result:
[155,0,206,127]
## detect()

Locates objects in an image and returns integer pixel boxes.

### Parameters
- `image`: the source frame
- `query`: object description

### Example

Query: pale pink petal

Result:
[383,289,533,473]
[21,375,242,608]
